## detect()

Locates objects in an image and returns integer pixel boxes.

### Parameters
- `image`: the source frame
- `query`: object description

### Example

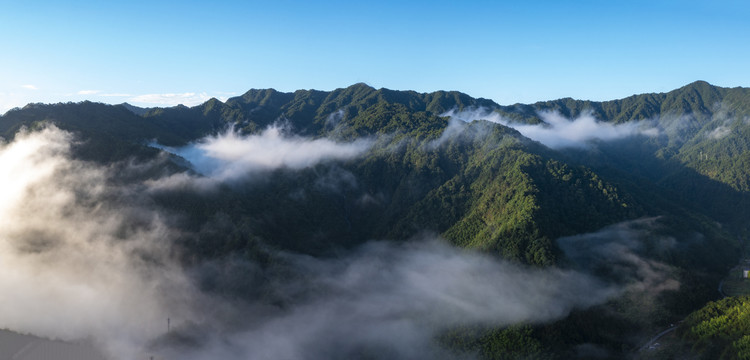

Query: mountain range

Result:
[1,80,749,359]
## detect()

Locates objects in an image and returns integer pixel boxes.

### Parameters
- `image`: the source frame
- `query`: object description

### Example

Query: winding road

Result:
[637,324,678,353]
[639,237,746,355]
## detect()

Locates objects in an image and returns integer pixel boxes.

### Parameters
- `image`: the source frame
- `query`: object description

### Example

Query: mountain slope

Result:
[495,81,750,196]
[1,83,745,260]
[1,81,749,358]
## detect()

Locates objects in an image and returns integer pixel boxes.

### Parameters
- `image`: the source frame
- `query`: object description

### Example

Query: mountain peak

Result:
[347,82,376,91]
[119,102,151,116]
[679,80,717,92]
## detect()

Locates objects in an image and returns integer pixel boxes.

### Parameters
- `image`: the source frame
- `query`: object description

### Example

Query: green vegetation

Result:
[680,296,750,359]
[722,270,750,297]
[441,325,553,360]
[2,81,750,358]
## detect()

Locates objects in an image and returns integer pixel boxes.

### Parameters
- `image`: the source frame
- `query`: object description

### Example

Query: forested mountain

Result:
[1,81,749,359]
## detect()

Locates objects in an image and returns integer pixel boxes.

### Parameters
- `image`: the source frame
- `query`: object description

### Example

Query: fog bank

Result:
[151,125,374,188]
[443,108,659,148]
[0,126,680,359]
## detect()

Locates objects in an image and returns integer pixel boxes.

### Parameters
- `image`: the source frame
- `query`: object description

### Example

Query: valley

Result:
[0,81,749,359]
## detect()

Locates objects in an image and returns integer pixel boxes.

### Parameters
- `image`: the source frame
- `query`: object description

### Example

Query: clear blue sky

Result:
[1,0,748,113]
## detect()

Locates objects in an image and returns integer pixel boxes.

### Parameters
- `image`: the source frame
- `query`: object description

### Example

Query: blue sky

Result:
[1,0,748,113]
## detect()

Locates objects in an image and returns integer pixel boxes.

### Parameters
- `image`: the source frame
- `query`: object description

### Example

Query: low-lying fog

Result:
[0,125,679,359]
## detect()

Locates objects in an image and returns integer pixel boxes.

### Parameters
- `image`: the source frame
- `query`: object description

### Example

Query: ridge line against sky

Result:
[1,0,749,114]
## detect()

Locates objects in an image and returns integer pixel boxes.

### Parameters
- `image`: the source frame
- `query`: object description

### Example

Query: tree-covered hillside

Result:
[673,295,750,359]
[2,82,744,258]
[1,81,749,358]
[502,81,750,197]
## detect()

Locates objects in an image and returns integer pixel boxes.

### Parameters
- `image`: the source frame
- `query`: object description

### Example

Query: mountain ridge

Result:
[1,80,749,358]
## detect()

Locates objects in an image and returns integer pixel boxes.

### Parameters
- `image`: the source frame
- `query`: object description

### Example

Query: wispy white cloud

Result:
[517,111,658,148]
[443,107,659,149]
[0,126,208,359]
[704,107,736,140]
[183,238,618,360]
[149,125,375,189]
[21,84,38,90]
[557,218,681,302]
[77,90,101,95]
[707,125,731,140]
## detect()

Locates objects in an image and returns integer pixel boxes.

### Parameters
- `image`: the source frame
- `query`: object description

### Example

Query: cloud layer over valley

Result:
[0,126,686,359]
[149,125,375,189]
[169,239,618,360]
[0,127,209,359]
[443,108,659,148]
[557,218,680,296]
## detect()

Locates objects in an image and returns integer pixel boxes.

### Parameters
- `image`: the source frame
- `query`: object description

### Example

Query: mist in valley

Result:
[0,123,704,359]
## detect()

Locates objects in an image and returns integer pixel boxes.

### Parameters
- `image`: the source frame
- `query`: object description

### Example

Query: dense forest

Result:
[1,81,749,359]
